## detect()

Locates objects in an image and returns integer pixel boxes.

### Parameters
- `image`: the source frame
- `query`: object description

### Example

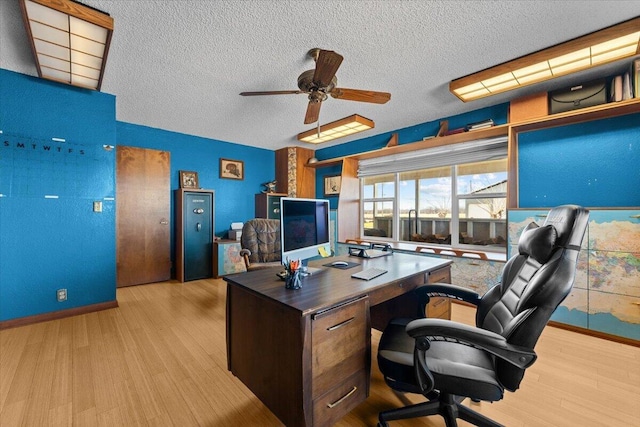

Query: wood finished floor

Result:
[1,278,638,426]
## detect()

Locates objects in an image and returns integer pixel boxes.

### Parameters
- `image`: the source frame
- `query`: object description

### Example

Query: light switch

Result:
[93,201,103,212]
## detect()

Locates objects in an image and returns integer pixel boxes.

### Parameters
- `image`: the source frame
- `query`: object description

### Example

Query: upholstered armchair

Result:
[376,204,589,427]
[239,218,282,271]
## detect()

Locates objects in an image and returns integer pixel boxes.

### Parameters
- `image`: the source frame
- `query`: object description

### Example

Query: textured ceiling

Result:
[1,1,639,150]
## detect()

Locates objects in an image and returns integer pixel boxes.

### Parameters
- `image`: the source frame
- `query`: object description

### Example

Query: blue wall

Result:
[115,122,275,236]
[518,114,640,207]
[0,69,275,323]
[0,69,117,321]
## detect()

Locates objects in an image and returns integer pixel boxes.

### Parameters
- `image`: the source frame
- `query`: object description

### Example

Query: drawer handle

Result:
[327,317,355,331]
[327,386,357,408]
[432,299,446,307]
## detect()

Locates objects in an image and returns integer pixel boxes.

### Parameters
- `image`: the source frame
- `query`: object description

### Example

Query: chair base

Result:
[378,393,503,427]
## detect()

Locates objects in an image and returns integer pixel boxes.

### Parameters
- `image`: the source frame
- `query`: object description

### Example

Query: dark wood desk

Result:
[224,253,451,427]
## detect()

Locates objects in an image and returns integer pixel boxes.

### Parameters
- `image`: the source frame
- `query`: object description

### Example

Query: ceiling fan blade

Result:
[313,50,344,88]
[304,101,322,124]
[330,88,391,104]
[240,90,304,96]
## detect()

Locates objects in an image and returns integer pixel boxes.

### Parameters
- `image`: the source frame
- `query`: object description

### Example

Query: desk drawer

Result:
[427,297,451,319]
[313,369,367,427]
[426,267,451,319]
[312,297,369,398]
[368,273,424,306]
[428,266,451,284]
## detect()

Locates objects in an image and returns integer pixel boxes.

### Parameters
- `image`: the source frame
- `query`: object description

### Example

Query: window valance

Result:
[357,136,508,177]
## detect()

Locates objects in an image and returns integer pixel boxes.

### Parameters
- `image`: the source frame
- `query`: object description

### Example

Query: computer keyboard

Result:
[351,267,388,281]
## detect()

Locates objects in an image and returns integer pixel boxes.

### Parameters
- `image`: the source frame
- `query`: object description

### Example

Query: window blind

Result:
[357,136,508,177]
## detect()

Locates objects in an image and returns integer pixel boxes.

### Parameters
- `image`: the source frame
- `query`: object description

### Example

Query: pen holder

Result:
[285,270,302,290]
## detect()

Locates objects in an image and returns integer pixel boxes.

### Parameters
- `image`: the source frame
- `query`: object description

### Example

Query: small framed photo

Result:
[179,170,199,189]
[220,158,244,180]
[324,175,341,196]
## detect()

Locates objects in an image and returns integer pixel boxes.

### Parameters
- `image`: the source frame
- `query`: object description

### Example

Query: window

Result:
[456,160,507,248]
[362,174,395,239]
[399,166,452,242]
[358,137,508,252]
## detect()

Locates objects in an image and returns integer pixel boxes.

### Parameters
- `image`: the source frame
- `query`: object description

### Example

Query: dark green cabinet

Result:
[255,192,287,219]
[175,189,215,282]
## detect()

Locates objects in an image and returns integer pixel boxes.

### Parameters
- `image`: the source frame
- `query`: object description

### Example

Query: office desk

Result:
[224,253,451,427]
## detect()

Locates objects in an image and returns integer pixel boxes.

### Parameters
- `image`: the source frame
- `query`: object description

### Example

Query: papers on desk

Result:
[348,247,393,258]
[318,246,330,257]
[363,249,392,258]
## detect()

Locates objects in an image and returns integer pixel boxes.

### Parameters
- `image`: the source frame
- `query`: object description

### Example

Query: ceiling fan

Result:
[240,48,391,124]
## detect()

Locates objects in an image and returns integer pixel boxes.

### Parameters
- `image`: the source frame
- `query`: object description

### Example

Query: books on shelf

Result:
[632,58,640,99]
[611,75,623,102]
[465,118,494,131]
[610,58,639,102]
[622,72,632,101]
[442,118,495,136]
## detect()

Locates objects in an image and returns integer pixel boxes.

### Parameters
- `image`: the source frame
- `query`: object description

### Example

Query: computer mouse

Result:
[331,261,349,267]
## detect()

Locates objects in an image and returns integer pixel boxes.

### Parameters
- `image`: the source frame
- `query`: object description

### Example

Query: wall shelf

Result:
[510,97,640,134]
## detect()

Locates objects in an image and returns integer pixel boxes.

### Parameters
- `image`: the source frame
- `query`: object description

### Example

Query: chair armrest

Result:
[239,249,251,269]
[413,284,482,318]
[406,318,537,369]
[416,283,482,305]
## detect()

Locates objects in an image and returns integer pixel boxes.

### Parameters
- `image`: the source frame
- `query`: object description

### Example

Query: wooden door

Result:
[116,146,171,287]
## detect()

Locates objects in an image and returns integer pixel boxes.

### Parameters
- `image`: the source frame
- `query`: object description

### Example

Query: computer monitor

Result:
[280,197,330,272]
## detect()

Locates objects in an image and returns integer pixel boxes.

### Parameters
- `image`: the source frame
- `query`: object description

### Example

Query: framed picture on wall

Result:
[179,170,199,189]
[220,158,244,180]
[324,175,341,196]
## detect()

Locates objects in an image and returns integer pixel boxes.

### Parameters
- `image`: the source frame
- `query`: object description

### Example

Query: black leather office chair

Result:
[376,204,589,427]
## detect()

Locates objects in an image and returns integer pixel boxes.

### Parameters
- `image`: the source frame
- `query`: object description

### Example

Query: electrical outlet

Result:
[57,288,67,302]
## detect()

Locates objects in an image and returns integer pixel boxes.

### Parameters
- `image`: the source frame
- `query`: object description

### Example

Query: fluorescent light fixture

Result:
[298,114,374,144]
[20,0,114,91]
[450,17,640,102]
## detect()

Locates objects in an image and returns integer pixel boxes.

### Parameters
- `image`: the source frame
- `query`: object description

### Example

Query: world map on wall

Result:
[586,219,639,323]
[508,210,640,340]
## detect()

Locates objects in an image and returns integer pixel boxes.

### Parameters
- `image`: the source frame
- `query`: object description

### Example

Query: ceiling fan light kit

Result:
[297,114,374,144]
[450,16,640,102]
[20,0,114,91]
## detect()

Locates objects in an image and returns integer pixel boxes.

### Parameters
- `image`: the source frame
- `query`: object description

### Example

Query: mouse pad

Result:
[323,261,360,270]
